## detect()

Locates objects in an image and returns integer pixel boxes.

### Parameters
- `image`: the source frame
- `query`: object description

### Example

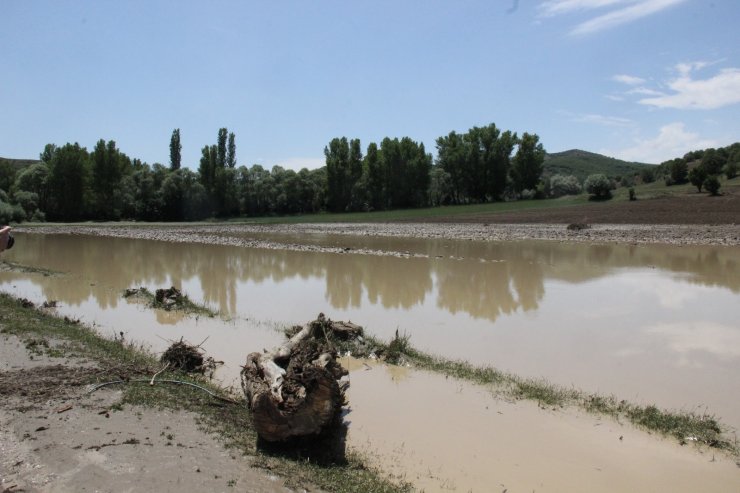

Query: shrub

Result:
[0,201,14,224]
[704,176,721,196]
[549,174,582,198]
[724,161,738,180]
[688,166,708,192]
[640,167,656,184]
[584,174,612,200]
[628,187,636,201]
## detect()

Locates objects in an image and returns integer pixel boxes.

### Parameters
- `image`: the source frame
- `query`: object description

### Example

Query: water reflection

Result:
[2,233,740,323]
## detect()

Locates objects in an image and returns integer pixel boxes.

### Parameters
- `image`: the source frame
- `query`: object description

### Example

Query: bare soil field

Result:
[414,188,740,225]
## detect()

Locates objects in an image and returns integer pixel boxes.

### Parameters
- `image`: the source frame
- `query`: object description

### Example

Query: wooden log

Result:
[240,313,356,442]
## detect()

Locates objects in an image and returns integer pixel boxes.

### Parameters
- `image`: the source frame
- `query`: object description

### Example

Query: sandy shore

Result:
[17,222,740,248]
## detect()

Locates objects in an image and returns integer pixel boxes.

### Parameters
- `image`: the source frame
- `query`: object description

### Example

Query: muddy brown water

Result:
[2,231,739,491]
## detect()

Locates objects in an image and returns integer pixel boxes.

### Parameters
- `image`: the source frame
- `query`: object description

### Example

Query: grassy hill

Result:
[0,157,41,171]
[544,149,654,182]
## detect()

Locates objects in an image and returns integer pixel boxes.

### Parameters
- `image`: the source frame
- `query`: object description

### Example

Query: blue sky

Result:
[1,0,739,170]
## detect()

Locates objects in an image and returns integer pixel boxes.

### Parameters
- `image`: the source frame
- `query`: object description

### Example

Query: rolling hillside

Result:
[544,149,654,182]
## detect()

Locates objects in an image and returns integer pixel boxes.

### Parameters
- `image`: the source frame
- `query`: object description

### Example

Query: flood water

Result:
[2,231,739,491]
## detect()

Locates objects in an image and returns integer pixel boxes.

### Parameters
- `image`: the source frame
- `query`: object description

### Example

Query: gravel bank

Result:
[17,222,740,249]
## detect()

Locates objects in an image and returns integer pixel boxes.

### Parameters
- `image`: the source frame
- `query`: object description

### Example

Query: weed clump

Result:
[160,338,220,375]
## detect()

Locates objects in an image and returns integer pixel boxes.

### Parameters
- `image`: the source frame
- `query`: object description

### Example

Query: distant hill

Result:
[543,149,653,182]
[0,157,41,171]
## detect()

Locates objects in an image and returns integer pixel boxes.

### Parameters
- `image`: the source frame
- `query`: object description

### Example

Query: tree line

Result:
[0,123,545,223]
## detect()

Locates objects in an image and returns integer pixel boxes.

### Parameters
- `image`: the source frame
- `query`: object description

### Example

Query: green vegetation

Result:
[0,293,409,493]
[123,287,218,318]
[542,149,652,182]
[2,136,738,225]
[584,173,613,200]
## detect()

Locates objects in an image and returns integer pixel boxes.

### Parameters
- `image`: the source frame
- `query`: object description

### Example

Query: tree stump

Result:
[240,314,361,442]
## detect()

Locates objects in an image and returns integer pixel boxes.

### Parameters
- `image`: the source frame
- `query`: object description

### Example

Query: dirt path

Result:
[0,332,296,493]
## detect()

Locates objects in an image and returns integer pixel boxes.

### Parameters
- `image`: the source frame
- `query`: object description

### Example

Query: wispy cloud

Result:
[539,0,626,17]
[539,0,688,35]
[639,64,740,110]
[603,122,717,163]
[626,86,664,96]
[571,113,634,127]
[612,74,646,85]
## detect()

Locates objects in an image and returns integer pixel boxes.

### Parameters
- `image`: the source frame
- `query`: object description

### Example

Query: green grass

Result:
[0,293,409,493]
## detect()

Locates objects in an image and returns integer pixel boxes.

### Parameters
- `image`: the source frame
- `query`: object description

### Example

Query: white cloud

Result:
[539,0,628,17]
[603,122,717,163]
[626,86,665,96]
[612,74,646,85]
[573,0,687,35]
[572,113,634,127]
[639,67,740,110]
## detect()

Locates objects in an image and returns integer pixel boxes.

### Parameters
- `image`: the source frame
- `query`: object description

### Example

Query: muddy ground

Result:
[0,332,297,493]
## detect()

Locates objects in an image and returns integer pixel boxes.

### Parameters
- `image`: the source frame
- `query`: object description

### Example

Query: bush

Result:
[584,174,612,200]
[724,161,738,179]
[12,190,39,213]
[640,167,656,184]
[704,176,721,196]
[688,166,708,192]
[629,187,636,201]
[549,174,582,198]
[0,201,14,224]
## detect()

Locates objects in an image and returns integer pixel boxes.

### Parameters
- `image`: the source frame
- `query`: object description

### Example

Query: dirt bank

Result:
[0,332,296,493]
[17,221,740,248]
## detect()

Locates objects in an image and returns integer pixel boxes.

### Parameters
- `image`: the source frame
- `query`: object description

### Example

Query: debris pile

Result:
[240,313,360,442]
[160,338,220,375]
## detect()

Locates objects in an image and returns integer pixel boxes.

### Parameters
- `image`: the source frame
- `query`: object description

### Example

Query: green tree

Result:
[217,128,228,168]
[428,166,452,206]
[724,161,738,179]
[14,162,50,211]
[669,159,688,184]
[47,143,90,221]
[365,142,383,210]
[169,128,182,170]
[325,137,351,212]
[584,174,612,200]
[511,132,545,195]
[435,131,467,204]
[549,174,581,197]
[91,139,125,219]
[704,175,721,196]
[40,143,58,163]
[227,132,236,168]
[701,148,725,175]
[688,165,708,192]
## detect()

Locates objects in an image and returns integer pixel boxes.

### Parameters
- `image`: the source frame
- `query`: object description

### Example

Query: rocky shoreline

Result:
[17,222,740,249]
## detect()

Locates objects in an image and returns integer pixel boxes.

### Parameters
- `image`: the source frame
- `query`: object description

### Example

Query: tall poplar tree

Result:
[169,128,182,170]
[217,128,228,168]
[227,132,236,168]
